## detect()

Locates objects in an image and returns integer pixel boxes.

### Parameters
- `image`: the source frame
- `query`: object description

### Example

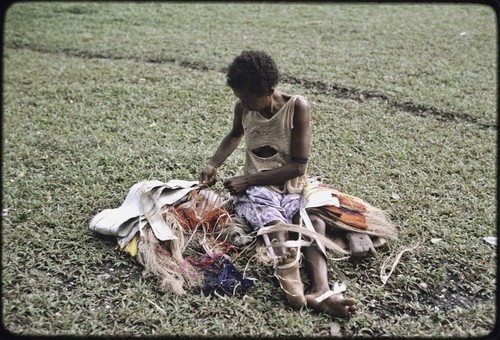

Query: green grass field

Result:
[2,2,497,337]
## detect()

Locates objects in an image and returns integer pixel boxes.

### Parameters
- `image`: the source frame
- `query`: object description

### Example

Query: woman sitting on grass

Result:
[199,50,356,318]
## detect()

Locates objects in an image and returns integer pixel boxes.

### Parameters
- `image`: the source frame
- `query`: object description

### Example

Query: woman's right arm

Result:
[199,101,244,186]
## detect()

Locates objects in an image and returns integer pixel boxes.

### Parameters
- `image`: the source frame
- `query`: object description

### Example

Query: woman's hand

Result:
[199,164,218,187]
[223,175,250,195]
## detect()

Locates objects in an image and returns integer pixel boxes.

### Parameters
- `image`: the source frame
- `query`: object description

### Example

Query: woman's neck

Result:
[259,90,282,118]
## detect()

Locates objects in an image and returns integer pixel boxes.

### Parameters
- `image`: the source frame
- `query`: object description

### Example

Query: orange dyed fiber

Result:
[322,205,368,230]
[319,184,367,214]
[312,185,368,230]
[165,206,229,232]
[335,193,367,214]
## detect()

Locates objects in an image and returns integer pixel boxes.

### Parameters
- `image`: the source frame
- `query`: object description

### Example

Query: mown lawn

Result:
[2,2,497,338]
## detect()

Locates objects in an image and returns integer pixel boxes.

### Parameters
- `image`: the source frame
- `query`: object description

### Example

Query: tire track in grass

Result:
[281,75,496,130]
[7,43,496,130]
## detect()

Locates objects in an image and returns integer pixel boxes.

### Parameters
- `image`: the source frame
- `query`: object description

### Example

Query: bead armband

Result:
[291,157,308,164]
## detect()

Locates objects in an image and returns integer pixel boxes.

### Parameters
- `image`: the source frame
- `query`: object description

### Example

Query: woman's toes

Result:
[342,297,357,306]
[305,292,357,318]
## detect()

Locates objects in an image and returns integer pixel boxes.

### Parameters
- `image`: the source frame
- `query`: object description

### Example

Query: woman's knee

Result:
[266,220,288,242]
[292,213,325,234]
[309,215,326,234]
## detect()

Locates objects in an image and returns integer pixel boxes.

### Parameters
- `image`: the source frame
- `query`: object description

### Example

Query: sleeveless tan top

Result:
[241,94,307,194]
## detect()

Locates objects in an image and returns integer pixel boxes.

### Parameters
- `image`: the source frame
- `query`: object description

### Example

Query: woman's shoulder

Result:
[279,92,308,107]
[289,94,308,113]
[275,92,308,118]
[276,92,309,127]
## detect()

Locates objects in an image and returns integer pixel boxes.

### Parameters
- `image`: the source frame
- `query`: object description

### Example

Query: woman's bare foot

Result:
[274,248,306,309]
[305,291,357,318]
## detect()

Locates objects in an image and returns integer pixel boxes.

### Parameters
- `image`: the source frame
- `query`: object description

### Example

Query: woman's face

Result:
[232,87,272,112]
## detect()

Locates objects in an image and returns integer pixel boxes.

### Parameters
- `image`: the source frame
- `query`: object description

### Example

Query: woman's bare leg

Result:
[266,220,306,309]
[301,215,357,317]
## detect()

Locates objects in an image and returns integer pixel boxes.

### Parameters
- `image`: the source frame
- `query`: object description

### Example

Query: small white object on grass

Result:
[482,237,497,246]
[391,192,400,200]
[418,282,428,290]
[329,322,341,336]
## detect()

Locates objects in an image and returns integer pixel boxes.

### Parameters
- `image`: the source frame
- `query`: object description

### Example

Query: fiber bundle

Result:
[305,182,398,240]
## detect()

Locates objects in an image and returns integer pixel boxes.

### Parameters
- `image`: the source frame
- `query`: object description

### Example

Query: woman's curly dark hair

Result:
[226,50,280,96]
